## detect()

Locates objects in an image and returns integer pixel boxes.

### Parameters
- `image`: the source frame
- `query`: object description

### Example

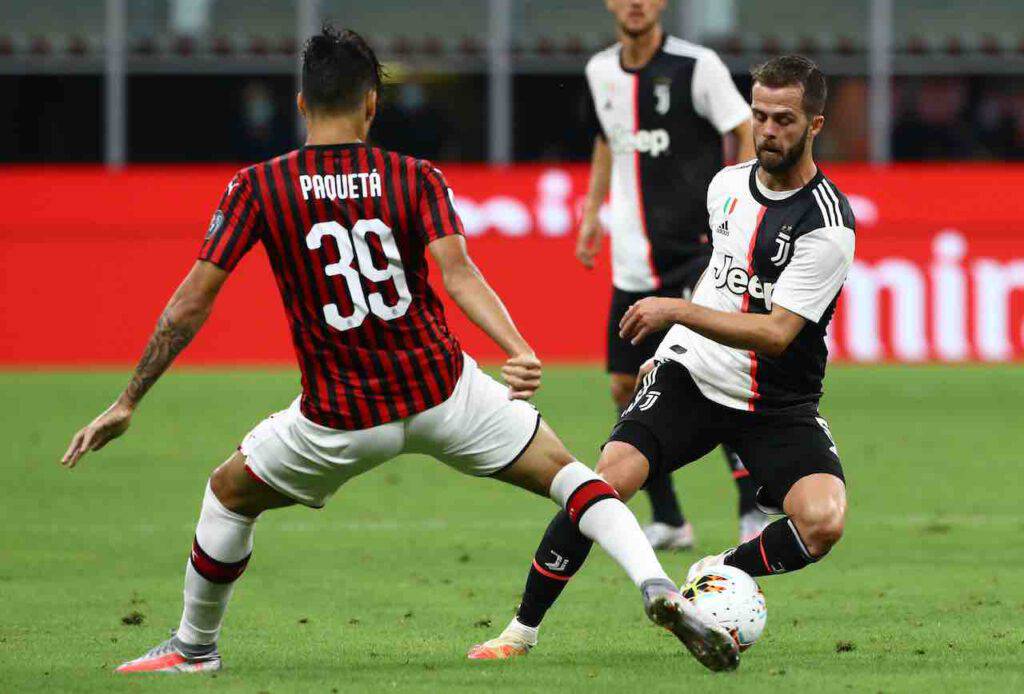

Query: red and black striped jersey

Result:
[198,143,465,430]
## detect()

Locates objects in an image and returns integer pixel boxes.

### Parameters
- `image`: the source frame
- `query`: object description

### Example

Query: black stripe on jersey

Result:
[332,147,391,426]
[301,147,365,425]
[363,146,425,417]
[317,150,378,428]
[217,183,256,265]
[418,162,447,242]
[339,147,402,425]
[279,152,345,421]
[411,162,452,395]
[202,172,249,267]
[422,166,461,237]
[405,160,450,397]
[378,149,412,353]
[254,161,327,412]
[396,153,417,228]
[351,145,403,423]
[382,151,436,409]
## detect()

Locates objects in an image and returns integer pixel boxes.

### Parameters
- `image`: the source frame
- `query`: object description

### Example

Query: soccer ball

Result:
[682,564,767,651]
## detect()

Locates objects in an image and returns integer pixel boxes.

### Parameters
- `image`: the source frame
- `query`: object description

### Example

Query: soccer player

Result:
[470,55,853,666]
[60,27,738,674]
[577,0,766,549]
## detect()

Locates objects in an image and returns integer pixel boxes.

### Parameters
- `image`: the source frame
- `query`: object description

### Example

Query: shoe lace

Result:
[140,637,179,660]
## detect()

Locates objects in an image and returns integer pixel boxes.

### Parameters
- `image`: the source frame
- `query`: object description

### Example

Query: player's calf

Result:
[715,473,846,577]
[176,454,294,646]
[493,431,672,627]
[119,451,296,674]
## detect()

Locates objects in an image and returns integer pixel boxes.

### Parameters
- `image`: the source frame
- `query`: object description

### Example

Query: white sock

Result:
[176,482,256,646]
[549,462,672,589]
[506,618,539,645]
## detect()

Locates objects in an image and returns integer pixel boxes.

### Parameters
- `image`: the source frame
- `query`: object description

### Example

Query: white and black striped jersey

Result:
[655,161,856,411]
[584,35,750,292]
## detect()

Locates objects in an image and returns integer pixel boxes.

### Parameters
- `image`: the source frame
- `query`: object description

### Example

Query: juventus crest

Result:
[771,230,793,266]
[654,80,671,115]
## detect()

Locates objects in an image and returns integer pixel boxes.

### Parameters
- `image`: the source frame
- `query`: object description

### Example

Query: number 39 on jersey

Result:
[306,219,412,332]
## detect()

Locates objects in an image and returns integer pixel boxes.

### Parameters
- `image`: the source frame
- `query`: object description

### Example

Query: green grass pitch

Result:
[1,365,1022,692]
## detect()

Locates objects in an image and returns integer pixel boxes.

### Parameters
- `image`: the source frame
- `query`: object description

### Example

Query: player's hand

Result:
[61,401,134,468]
[619,297,687,345]
[502,353,542,400]
[575,217,603,269]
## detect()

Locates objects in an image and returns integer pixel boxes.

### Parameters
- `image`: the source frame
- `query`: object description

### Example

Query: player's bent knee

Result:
[208,461,237,507]
[494,420,574,496]
[209,451,292,517]
[793,500,846,557]
[594,441,649,501]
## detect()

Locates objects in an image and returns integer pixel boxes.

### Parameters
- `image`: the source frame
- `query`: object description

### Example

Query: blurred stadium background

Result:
[2,0,1023,366]
[3,3,1024,692]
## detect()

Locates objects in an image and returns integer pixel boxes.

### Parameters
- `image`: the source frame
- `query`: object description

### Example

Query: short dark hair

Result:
[751,55,827,116]
[301,25,384,113]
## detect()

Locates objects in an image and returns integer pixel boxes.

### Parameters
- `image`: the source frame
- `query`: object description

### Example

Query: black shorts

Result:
[606,255,710,375]
[608,360,845,507]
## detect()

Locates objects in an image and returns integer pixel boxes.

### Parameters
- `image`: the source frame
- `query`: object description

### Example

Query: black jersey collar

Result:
[618,32,668,74]
[301,142,369,151]
[748,162,825,208]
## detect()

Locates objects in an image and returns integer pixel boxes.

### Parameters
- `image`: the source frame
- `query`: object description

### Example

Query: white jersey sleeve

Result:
[692,51,751,135]
[772,226,856,323]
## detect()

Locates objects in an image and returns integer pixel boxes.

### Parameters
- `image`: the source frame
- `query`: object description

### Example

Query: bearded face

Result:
[756,122,810,174]
[750,82,822,175]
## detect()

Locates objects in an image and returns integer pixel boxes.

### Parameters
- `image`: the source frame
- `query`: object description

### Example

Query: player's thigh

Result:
[594,441,654,501]
[405,354,544,486]
[241,397,405,509]
[725,410,846,511]
[493,419,575,497]
[606,360,721,490]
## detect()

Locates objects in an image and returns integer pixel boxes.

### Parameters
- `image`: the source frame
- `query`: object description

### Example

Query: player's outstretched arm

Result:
[428,234,540,400]
[620,297,806,358]
[61,260,229,467]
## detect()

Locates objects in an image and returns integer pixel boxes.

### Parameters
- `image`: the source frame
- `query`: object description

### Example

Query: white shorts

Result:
[240,354,541,508]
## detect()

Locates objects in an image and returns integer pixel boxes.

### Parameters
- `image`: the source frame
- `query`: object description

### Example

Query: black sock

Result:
[723,446,758,515]
[515,510,594,628]
[724,517,815,577]
[644,466,686,527]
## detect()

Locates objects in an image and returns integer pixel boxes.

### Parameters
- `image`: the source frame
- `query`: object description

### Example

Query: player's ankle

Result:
[171,634,217,657]
[506,618,539,645]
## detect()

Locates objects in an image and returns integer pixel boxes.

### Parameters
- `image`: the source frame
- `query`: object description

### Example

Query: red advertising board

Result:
[2,163,1023,365]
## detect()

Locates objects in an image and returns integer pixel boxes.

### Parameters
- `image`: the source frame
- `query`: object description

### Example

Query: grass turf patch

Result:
[1,365,1022,692]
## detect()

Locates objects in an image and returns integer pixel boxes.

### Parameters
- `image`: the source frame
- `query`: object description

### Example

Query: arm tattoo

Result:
[121,309,198,407]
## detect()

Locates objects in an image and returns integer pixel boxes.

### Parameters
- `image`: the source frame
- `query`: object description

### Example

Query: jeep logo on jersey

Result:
[609,126,670,157]
[714,255,775,308]
[654,80,671,115]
